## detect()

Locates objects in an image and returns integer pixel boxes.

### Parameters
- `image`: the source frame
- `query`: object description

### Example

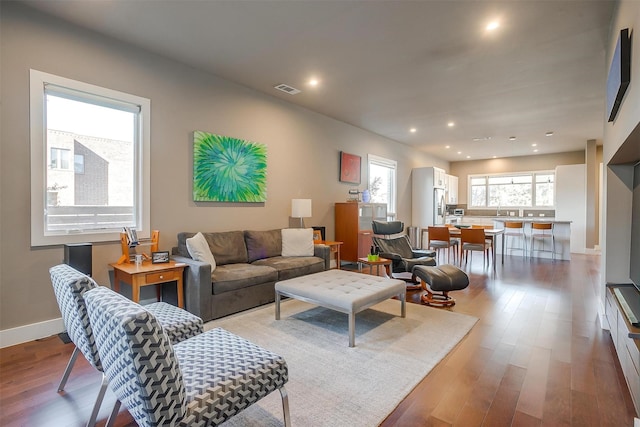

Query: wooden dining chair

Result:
[460,228,492,266]
[427,226,458,263]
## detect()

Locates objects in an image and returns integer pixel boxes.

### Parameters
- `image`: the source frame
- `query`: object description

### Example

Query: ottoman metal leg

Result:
[275,291,281,320]
[349,312,355,347]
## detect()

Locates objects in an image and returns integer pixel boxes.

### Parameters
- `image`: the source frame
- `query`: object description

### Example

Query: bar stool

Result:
[530,222,555,260]
[504,221,527,258]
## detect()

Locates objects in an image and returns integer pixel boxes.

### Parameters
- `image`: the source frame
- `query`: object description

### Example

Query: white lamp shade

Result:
[291,199,312,218]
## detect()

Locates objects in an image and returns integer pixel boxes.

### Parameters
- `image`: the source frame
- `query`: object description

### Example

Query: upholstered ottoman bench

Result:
[275,269,406,347]
[412,264,469,307]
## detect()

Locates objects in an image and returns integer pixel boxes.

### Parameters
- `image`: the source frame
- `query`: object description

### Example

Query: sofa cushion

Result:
[252,256,325,281]
[281,228,314,257]
[211,264,278,295]
[177,231,248,265]
[186,232,217,271]
[244,229,282,263]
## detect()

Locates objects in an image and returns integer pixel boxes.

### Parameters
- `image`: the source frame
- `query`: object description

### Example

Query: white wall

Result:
[555,164,587,253]
[0,3,448,340]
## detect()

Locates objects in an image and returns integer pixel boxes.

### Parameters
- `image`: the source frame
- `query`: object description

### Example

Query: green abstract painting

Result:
[193,131,267,202]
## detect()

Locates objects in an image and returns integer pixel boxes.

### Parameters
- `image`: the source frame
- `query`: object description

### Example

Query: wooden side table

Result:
[110,260,186,308]
[357,257,392,277]
[316,241,343,269]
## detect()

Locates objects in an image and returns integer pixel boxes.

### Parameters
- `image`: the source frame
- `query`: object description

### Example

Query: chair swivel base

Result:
[420,288,456,307]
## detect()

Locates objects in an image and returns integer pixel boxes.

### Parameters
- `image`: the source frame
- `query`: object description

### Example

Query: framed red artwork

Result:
[339,151,361,184]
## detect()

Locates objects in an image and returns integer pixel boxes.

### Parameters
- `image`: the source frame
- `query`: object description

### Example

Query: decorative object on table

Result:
[362,188,371,203]
[311,226,326,241]
[347,188,361,202]
[151,251,170,264]
[339,151,361,184]
[193,131,267,202]
[291,199,312,228]
[117,230,159,264]
[312,230,322,242]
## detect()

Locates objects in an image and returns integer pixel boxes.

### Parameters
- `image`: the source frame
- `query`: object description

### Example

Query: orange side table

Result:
[110,260,186,308]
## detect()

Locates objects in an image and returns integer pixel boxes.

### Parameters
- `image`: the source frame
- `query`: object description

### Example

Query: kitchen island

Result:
[491,217,571,260]
[444,216,571,260]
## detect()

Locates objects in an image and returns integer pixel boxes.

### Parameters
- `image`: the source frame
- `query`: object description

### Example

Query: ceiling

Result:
[21,0,615,162]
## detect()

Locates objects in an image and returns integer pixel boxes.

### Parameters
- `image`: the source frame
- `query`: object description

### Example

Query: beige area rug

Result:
[211,298,478,427]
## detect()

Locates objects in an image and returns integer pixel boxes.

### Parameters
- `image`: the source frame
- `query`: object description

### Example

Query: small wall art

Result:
[193,131,267,202]
[339,151,361,184]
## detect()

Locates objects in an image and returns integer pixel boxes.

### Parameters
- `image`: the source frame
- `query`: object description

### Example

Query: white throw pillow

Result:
[186,232,216,271]
[281,228,314,257]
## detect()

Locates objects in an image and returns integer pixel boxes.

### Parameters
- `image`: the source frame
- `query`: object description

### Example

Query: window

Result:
[30,70,150,246]
[50,148,71,170]
[468,171,555,208]
[368,154,397,218]
[74,154,85,174]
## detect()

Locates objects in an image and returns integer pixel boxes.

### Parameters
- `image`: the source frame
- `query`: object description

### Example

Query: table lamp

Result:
[291,199,312,228]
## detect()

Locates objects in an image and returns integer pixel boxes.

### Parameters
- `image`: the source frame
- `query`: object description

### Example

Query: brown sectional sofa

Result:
[171,229,330,322]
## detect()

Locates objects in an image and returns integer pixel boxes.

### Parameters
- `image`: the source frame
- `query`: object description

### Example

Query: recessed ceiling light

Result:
[486,21,500,31]
[466,155,471,159]
[532,143,537,147]
[472,136,492,142]
[509,136,516,141]
[447,122,455,127]
[410,128,417,133]
[457,151,462,155]
[545,131,554,137]
[493,156,497,158]
[533,149,539,153]
[309,78,319,86]
[445,145,450,149]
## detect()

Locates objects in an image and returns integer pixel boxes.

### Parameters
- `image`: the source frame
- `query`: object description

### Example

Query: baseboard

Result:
[0,317,64,349]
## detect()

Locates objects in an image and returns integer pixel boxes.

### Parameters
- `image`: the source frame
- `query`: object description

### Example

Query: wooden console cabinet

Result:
[335,202,387,264]
[605,284,640,415]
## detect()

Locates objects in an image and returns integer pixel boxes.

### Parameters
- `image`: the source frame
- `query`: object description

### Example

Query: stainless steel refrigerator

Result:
[434,187,446,225]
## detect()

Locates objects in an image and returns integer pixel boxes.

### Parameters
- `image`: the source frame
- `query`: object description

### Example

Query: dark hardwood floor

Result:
[0,254,637,426]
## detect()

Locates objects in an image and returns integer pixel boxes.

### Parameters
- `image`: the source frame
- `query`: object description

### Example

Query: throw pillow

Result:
[281,228,314,257]
[186,232,217,271]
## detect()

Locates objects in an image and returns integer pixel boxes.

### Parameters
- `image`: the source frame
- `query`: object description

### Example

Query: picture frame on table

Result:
[151,251,170,264]
[313,230,323,242]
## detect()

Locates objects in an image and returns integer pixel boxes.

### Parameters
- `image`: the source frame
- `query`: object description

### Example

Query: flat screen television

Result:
[606,28,631,122]
[630,161,640,291]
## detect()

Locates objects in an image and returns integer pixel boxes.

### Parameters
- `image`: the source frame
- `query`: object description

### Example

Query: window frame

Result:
[30,69,150,246]
[467,170,555,209]
[367,154,397,219]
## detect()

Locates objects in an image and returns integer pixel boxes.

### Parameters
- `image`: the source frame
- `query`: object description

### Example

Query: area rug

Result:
[211,298,478,427]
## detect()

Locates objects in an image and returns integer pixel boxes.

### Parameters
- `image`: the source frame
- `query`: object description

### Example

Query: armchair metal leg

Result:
[87,374,109,427]
[105,400,121,427]
[279,386,291,427]
[58,346,80,392]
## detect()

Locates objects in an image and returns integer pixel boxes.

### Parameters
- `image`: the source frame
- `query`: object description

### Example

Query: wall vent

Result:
[274,84,301,95]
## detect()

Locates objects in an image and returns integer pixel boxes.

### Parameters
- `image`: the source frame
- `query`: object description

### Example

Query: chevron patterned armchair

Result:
[84,285,291,427]
[49,264,204,427]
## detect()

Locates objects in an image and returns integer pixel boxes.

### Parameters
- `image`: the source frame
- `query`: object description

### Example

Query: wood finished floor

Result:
[0,254,637,426]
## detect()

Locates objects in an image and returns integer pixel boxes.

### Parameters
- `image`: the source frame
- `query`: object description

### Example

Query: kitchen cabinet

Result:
[605,284,640,415]
[446,174,458,204]
[335,202,387,264]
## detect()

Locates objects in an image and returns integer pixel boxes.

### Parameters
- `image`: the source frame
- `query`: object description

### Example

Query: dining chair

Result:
[49,264,204,427]
[83,286,291,427]
[427,226,459,263]
[460,228,493,266]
